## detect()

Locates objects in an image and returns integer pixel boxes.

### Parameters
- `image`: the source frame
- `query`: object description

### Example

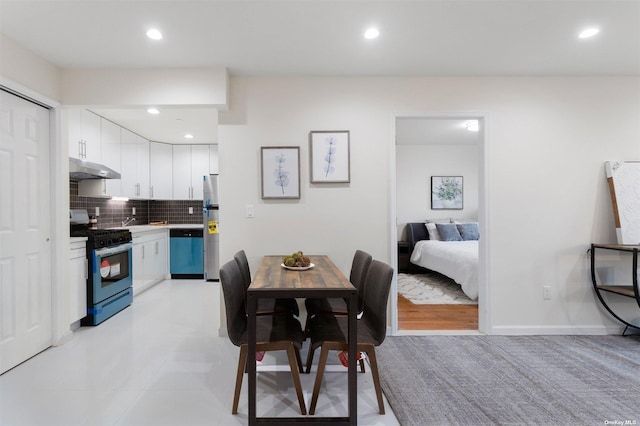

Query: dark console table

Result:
[589,243,640,335]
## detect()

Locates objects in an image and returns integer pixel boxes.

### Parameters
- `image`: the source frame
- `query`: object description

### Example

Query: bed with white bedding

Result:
[405,221,479,301]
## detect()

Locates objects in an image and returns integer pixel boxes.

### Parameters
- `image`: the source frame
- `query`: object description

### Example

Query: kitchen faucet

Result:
[121,217,136,227]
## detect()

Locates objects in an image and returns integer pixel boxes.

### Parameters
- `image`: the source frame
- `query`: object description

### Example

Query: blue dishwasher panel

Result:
[170,229,204,278]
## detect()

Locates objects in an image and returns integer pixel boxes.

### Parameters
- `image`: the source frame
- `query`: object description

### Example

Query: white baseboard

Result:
[489,325,624,335]
[389,325,627,336]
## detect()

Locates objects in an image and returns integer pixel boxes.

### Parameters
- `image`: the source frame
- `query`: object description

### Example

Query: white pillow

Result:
[426,218,451,224]
[425,223,440,240]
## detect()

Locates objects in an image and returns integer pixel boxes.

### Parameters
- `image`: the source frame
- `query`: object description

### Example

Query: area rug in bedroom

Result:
[397,272,477,304]
[377,335,640,426]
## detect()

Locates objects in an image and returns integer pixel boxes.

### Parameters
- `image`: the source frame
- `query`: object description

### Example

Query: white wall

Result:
[219,76,640,335]
[0,34,61,101]
[3,34,639,336]
[0,33,61,100]
[61,68,228,108]
[396,144,479,240]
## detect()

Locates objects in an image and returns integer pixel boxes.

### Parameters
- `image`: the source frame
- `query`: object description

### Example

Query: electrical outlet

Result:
[246,204,255,218]
[188,207,193,215]
[543,286,551,300]
[95,206,100,216]
[132,207,136,216]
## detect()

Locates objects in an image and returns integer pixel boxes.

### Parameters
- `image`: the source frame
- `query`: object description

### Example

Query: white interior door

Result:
[0,89,52,374]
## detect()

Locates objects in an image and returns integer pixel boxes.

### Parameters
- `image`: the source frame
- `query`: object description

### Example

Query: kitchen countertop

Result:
[108,224,203,235]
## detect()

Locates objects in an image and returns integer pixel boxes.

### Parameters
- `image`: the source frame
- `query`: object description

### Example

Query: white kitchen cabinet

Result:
[149,142,173,199]
[99,118,122,196]
[173,145,210,200]
[132,229,168,295]
[121,128,150,199]
[69,239,87,325]
[191,145,209,200]
[172,145,192,199]
[67,109,101,162]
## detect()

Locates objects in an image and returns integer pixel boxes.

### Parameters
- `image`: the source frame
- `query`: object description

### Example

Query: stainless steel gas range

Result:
[70,210,133,325]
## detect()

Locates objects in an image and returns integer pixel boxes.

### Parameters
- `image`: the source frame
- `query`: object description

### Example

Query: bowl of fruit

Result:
[281,251,314,271]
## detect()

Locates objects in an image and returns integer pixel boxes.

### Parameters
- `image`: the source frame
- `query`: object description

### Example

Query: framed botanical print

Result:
[261,146,300,199]
[431,176,463,209]
[309,130,350,183]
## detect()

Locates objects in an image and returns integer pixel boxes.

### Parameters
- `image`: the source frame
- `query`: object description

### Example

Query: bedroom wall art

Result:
[431,176,463,210]
[260,146,300,199]
[309,130,350,183]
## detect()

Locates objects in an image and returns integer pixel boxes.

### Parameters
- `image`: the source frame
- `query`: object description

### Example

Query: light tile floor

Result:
[0,279,400,425]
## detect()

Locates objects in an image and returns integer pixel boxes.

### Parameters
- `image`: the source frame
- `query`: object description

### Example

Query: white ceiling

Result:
[2,0,638,144]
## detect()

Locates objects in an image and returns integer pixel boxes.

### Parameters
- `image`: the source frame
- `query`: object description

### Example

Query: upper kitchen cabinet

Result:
[149,142,173,200]
[77,117,122,198]
[100,119,122,196]
[121,128,150,199]
[67,109,101,162]
[173,145,210,200]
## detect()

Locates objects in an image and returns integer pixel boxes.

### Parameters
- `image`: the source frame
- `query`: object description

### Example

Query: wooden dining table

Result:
[247,255,358,425]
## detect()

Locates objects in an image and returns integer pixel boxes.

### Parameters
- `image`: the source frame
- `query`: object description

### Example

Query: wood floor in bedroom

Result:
[397,294,479,330]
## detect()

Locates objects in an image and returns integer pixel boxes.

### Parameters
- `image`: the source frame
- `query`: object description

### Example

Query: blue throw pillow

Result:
[435,223,462,241]
[456,222,479,240]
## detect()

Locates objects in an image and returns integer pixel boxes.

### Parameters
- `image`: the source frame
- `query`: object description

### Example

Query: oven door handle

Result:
[93,243,133,257]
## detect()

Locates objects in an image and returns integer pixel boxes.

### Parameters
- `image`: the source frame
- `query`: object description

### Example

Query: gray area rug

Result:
[397,272,477,304]
[377,335,640,425]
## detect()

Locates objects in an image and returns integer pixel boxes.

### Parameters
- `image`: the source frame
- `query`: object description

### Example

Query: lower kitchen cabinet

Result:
[132,229,168,295]
[69,239,88,326]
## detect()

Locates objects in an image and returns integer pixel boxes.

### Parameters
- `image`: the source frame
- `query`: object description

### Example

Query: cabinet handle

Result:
[142,245,145,260]
[78,141,83,158]
[155,241,159,255]
[150,185,153,198]
[84,259,88,280]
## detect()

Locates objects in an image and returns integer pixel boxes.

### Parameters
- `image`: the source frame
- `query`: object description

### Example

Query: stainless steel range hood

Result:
[69,157,121,180]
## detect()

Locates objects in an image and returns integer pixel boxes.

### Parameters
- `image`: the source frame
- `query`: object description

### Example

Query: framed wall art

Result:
[309,130,350,183]
[431,176,463,209]
[261,146,300,199]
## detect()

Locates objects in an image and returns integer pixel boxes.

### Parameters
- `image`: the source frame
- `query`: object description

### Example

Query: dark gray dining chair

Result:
[304,249,372,369]
[219,259,307,415]
[233,250,300,316]
[304,249,371,319]
[306,259,394,415]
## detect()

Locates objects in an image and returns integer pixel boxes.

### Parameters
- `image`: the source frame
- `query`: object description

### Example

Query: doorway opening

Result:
[390,113,488,334]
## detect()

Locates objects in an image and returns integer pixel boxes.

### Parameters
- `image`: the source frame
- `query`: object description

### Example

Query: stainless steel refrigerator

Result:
[203,174,220,281]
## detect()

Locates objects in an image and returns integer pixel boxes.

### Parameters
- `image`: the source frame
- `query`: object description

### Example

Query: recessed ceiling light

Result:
[364,27,379,40]
[184,133,194,139]
[147,108,160,115]
[578,27,599,39]
[465,120,479,132]
[146,28,163,40]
